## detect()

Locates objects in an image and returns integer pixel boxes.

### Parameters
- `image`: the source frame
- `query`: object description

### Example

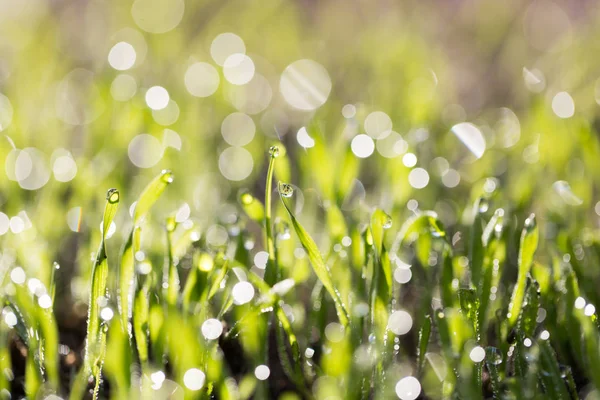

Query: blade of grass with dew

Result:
[479,209,505,333]
[36,300,59,391]
[485,347,502,399]
[458,288,480,341]
[278,181,350,327]
[417,315,432,376]
[513,278,539,380]
[440,247,455,308]
[264,146,279,286]
[508,214,538,328]
[434,310,457,396]
[82,188,119,397]
[538,339,570,399]
[469,197,486,287]
[165,216,179,308]
[565,268,600,390]
[9,291,43,398]
[369,210,392,345]
[120,170,173,330]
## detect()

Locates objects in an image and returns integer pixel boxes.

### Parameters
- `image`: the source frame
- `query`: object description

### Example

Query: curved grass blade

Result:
[264,146,279,286]
[508,214,538,328]
[279,182,350,326]
[85,188,119,376]
[120,170,173,330]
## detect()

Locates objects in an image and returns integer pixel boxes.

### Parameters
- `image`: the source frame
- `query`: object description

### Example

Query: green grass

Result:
[3,2,600,399]
[2,145,600,399]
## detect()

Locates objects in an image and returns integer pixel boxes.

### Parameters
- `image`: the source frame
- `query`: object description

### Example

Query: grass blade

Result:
[264,146,279,286]
[120,170,173,330]
[508,214,538,328]
[279,181,350,327]
[85,188,119,375]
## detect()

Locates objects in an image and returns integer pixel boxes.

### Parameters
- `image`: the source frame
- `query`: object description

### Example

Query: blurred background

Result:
[1,0,600,356]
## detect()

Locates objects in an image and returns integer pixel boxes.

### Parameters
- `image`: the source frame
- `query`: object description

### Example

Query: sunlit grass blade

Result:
[133,281,150,367]
[36,302,59,391]
[469,197,486,286]
[508,214,538,328]
[132,170,174,223]
[7,292,43,398]
[479,209,505,332]
[458,288,480,340]
[84,188,119,379]
[264,146,279,286]
[165,216,179,308]
[279,181,350,327]
[120,170,173,330]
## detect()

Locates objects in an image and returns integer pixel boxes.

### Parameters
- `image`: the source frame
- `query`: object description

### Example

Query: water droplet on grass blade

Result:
[382,213,393,229]
[269,145,280,158]
[279,182,294,198]
[478,197,489,213]
[486,347,503,365]
[524,214,537,231]
[106,188,119,203]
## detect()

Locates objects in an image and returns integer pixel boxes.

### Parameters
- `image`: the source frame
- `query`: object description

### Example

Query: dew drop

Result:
[106,188,119,204]
[524,213,536,231]
[160,169,174,183]
[269,145,280,158]
[486,347,503,365]
[279,182,294,198]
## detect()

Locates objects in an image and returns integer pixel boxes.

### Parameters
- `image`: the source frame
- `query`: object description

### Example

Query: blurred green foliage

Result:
[1,0,600,398]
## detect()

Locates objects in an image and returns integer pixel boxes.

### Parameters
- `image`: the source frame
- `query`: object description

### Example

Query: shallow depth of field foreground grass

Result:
[4,0,600,399]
